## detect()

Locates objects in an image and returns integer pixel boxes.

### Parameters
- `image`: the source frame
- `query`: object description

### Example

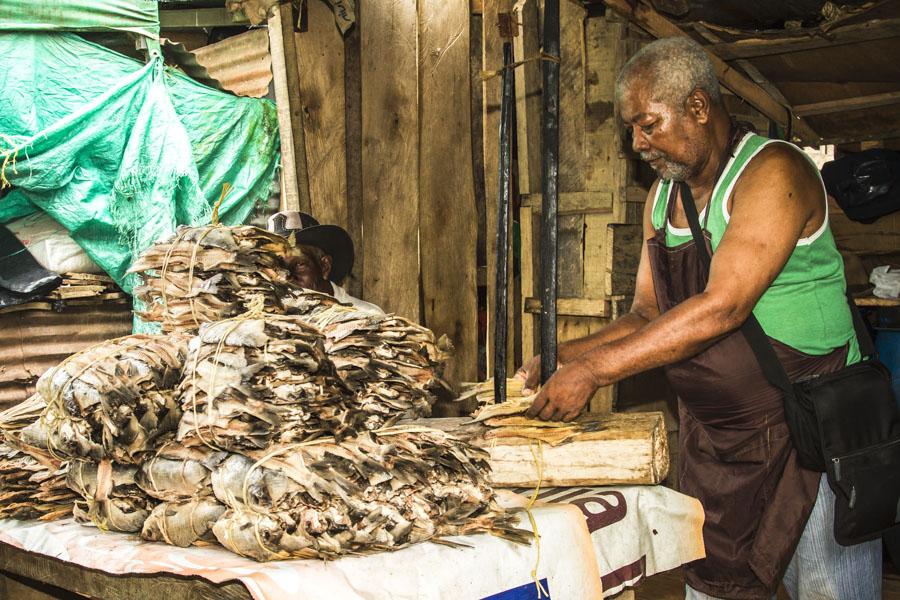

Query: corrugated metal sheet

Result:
[0,302,132,409]
[191,29,272,98]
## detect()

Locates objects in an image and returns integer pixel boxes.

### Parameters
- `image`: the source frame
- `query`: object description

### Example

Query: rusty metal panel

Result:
[0,302,132,409]
[192,29,273,98]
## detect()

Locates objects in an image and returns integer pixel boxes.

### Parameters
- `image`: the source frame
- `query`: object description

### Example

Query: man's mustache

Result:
[640,151,666,162]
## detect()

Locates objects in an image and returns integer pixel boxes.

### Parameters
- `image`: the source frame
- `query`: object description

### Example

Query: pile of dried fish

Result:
[129,225,295,333]
[0,397,76,521]
[176,316,358,451]
[0,444,75,521]
[38,335,188,463]
[67,459,156,533]
[136,441,227,547]
[284,290,452,430]
[209,427,527,561]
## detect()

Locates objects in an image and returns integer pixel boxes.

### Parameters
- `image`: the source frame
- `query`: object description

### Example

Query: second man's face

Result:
[288,246,331,293]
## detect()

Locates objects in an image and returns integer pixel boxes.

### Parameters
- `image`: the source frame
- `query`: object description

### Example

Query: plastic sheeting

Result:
[0,0,159,37]
[0,33,280,294]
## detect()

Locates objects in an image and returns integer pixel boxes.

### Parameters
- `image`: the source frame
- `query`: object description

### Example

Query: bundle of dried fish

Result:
[135,441,228,547]
[129,225,295,333]
[177,316,358,451]
[0,394,55,464]
[38,335,188,463]
[141,498,227,547]
[285,290,452,430]
[209,427,527,561]
[67,459,156,533]
[0,444,76,521]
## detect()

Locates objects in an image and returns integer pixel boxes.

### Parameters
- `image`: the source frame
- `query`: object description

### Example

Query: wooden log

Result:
[422,411,669,487]
[360,0,420,319]
[295,0,349,231]
[793,91,900,117]
[418,0,478,384]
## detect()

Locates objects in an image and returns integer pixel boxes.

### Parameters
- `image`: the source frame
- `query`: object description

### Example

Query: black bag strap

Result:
[680,176,878,400]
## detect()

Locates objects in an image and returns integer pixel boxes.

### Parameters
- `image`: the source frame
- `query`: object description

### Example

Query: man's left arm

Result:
[528,146,821,420]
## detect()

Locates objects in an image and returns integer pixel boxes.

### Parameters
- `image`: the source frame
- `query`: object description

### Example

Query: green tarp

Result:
[0,0,159,37]
[0,32,280,295]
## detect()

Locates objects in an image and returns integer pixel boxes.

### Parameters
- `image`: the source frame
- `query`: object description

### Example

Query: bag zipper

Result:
[831,436,900,482]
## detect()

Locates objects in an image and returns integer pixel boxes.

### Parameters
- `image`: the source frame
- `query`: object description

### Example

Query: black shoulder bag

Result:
[681,180,900,546]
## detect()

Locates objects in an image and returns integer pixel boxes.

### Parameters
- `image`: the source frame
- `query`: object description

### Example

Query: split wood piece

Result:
[416,412,670,487]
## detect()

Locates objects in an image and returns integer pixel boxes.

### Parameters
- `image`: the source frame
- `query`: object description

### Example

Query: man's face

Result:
[288,246,332,294]
[619,83,708,182]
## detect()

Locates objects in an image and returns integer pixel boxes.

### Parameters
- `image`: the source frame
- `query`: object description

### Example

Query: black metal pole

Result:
[493,43,514,403]
[540,0,560,383]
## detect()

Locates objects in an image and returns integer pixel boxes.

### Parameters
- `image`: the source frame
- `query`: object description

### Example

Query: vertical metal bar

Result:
[493,42,514,403]
[540,0,560,383]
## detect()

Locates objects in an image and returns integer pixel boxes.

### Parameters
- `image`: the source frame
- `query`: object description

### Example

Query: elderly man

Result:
[517,37,880,598]
[268,211,382,314]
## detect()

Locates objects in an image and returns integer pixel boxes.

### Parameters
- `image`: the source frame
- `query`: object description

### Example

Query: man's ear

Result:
[320,254,333,281]
[687,89,711,124]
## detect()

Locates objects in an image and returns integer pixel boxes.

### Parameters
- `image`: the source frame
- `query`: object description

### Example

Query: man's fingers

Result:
[526,392,548,418]
[538,400,556,421]
[561,409,580,422]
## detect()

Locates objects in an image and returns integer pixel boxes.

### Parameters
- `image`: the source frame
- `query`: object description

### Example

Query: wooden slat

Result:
[708,17,900,61]
[602,0,820,144]
[513,0,542,196]
[360,0,420,319]
[558,0,587,194]
[605,223,642,296]
[482,0,516,373]
[794,91,900,117]
[521,191,614,214]
[295,0,348,231]
[418,0,478,384]
[0,543,252,600]
[524,297,610,318]
[520,203,537,359]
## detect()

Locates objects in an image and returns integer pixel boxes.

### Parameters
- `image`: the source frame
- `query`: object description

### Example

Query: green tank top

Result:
[650,132,860,363]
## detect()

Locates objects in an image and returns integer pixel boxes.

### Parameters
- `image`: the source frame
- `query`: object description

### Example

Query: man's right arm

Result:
[518,183,662,392]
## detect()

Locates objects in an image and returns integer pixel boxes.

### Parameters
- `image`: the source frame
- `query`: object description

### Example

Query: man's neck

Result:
[685,114,733,199]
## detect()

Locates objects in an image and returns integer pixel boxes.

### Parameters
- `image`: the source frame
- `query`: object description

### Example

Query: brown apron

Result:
[647,186,847,599]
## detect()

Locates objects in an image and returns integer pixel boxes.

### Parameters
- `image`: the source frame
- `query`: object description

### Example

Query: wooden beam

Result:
[794,91,900,117]
[820,127,900,146]
[709,17,900,61]
[524,297,611,318]
[268,5,312,212]
[419,0,479,384]
[602,0,820,144]
[360,0,420,320]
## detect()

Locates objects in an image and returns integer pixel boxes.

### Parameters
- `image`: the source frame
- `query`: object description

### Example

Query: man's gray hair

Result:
[616,36,721,110]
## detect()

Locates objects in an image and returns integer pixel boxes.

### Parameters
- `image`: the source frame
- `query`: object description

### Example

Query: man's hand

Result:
[526,360,599,422]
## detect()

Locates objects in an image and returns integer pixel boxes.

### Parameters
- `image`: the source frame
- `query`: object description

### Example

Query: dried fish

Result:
[176,316,359,451]
[38,335,188,464]
[209,428,528,561]
[130,225,295,334]
[284,290,453,430]
[67,459,156,533]
[141,498,227,547]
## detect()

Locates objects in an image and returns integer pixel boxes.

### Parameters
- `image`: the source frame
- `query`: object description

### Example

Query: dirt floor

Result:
[633,562,900,599]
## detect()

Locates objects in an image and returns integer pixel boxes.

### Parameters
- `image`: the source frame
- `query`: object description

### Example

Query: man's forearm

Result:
[558,311,650,364]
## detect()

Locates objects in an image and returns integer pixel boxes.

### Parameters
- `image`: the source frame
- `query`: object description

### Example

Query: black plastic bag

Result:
[822,149,900,224]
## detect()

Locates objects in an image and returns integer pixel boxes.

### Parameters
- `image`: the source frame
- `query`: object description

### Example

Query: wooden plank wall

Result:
[418,0,478,385]
[294,0,478,384]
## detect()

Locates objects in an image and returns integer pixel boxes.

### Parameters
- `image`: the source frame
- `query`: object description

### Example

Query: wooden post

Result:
[268,4,312,212]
